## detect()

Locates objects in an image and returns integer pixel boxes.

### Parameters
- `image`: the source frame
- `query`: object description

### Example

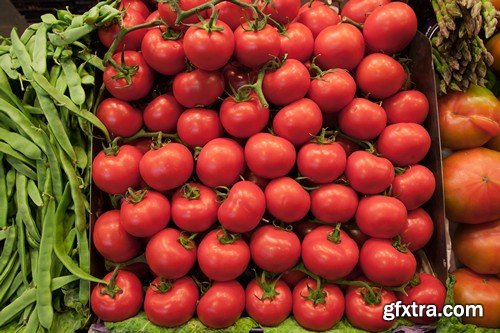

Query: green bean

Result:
[32,24,47,74]
[0,54,20,80]
[30,248,38,283]
[51,226,75,278]
[0,67,11,91]
[0,256,19,300]
[77,52,105,71]
[41,13,59,25]
[39,132,62,202]
[25,306,39,333]
[48,65,61,87]
[10,29,33,80]
[54,70,67,94]
[0,226,17,272]
[27,179,43,208]
[39,171,52,229]
[0,270,21,306]
[48,25,95,46]
[77,230,90,305]
[15,215,30,287]
[0,142,36,168]
[7,156,37,181]
[24,105,43,115]
[0,112,18,132]
[6,169,15,200]
[0,252,18,285]
[0,128,42,160]
[16,173,41,242]
[0,229,7,241]
[20,24,39,44]
[0,155,7,227]
[36,160,46,193]
[20,297,34,327]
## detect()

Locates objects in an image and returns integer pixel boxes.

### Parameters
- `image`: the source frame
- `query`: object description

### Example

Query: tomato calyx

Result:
[242,15,269,32]
[308,58,335,79]
[152,277,173,294]
[295,176,320,191]
[302,276,327,306]
[256,271,281,301]
[408,273,421,287]
[161,26,183,40]
[271,220,294,232]
[394,166,407,176]
[125,187,147,204]
[311,128,336,145]
[392,235,410,253]
[216,227,241,244]
[238,68,269,107]
[341,16,364,29]
[100,267,123,298]
[178,231,198,250]
[103,138,121,156]
[214,186,230,202]
[192,275,212,295]
[326,223,343,244]
[121,129,181,148]
[181,183,201,200]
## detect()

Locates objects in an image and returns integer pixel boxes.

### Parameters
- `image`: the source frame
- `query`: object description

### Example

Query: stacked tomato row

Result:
[90,0,447,331]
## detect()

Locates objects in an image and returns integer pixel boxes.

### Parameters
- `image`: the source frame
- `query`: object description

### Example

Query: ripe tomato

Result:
[383,90,429,125]
[184,20,235,71]
[279,22,314,62]
[338,98,387,140]
[196,138,245,187]
[377,123,431,166]
[314,24,365,71]
[171,183,218,232]
[210,0,252,30]
[144,277,199,327]
[93,210,141,263]
[265,177,311,223]
[98,9,146,50]
[392,165,436,210]
[222,62,257,90]
[103,51,153,101]
[139,143,194,191]
[356,195,408,239]
[143,94,183,133]
[273,98,323,146]
[297,1,341,38]
[234,22,280,68]
[261,0,301,24]
[91,270,143,322]
[360,238,417,286]
[245,133,296,179]
[400,208,434,252]
[356,53,406,99]
[220,93,269,138]
[218,181,266,233]
[96,98,143,137]
[282,270,307,288]
[336,136,361,157]
[246,276,292,326]
[173,69,224,108]
[294,220,320,240]
[141,29,186,75]
[310,184,358,223]
[121,0,150,18]
[453,220,500,274]
[250,225,301,273]
[486,135,500,151]
[145,11,161,28]
[158,0,208,28]
[293,279,345,331]
[197,281,246,328]
[146,228,197,279]
[308,69,356,114]
[341,0,390,23]
[345,151,394,195]
[92,145,143,195]
[302,225,359,280]
[363,2,417,53]
[263,59,310,106]
[487,33,500,74]
[177,108,223,147]
[297,141,346,184]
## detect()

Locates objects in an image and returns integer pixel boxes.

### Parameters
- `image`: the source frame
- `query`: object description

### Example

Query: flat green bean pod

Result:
[0,128,42,160]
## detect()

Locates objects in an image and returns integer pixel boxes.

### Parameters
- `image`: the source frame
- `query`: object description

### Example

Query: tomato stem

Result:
[181,183,201,200]
[238,69,269,108]
[326,223,342,244]
[125,187,147,204]
[217,227,240,244]
[120,129,181,145]
[153,277,173,294]
[178,232,197,250]
[100,266,123,298]
[256,271,281,301]
[392,235,409,253]
[341,16,364,29]
[214,186,230,202]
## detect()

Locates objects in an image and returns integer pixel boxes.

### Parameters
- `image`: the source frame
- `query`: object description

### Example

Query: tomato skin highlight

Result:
[400,208,434,252]
[308,69,356,114]
[96,98,143,138]
[297,141,346,184]
[310,184,358,223]
[234,23,281,68]
[173,69,224,108]
[176,108,224,148]
[246,278,292,327]
[143,94,183,133]
[345,151,395,195]
[392,164,436,210]
[265,177,311,223]
[383,90,429,125]
[279,22,314,62]
[263,59,311,106]
[356,195,408,239]
[220,93,270,139]
[141,29,186,76]
[297,1,341,38]
[338,98,387,140]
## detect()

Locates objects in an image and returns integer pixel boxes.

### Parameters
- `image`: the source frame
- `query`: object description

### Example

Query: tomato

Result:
[263,59,310,106]
[377,123,431,166]
[234,22,281,68]
[250,225,301,273]
[210,0,252,31]
[297,1,341,38]
[308,69,356,114]
[103,51,153,101]
[363,2,417,53]
[146,228,197,279]
[260,0,300,24]
[158,0,208,28]
[184,20,235,71]
[222,62,257,90]
[356,53,406,99]
[338,98,387,140]
[171,183,218,232]
[293,278,345,331]
[265,177,311,223]
[144,277,199,327]
[345,151,394,195]
[93,210,141,263]
[143,94,183,133]
[279,22,314,62]
[356,195,407,239]
[392,165,435,210]
[139,143,194,191]
[302,225,359,280]
[486,135,500,151]
[487,33,500,74]
[360,238,417,286]
[344,224,370,247]
[220,93,269,138]
[91,271,143,322]
[218,181,266,233]
[310,184,358,223]
[438,84,500,149]
[294,220,320,240]
[246,277,292,327]
[98,9,146,50]
[145,11,161,29]
[92,145,143,195]
[197,281,246,328]
[453,220,500,275]
[141,29,186,75]
[176,109,223,148]
[173,69,224,108]
[383,90,429,125]
[245,133,296,179]
[120,0,150,18]
[314,24,365,71]
[273,98,323,146]
[341,0,390,23]
[400,208,434,252]
[336,137,361,157]
[452,268,500,328]
[297,141,346,184]
[96,98,143,137]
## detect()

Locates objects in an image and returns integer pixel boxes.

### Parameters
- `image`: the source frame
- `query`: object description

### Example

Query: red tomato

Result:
[344,224,370,247]
[345,151,394,195]
[98,9,146,50]
[308,69,356,114]
[263,59,310,106]
[139,143,194,191]
[297,1,341,38]
[261,0,301,23]
[143,94,183,132]
[197,229,250,281]
[383,90,429,125]
[196,138,245,187]
[93,210,141,263]
[282,270,308,288]
[120,0,150,18]
[218,181,266,233]
[177,109,223,148]
[310,184,358,223]
[293,278,345,331]
[210,0,252,30]
[392,165,435,210]
[146,228,197,279]
[222,62,257,90]
[184,20,235,71]
[128,138,152,155]
[297,141,346,184]
[141,29,186,75]
[92,145,143,195]
[294,220,320,240]
[96,98,143,137]
[144,277,199,327]
[250,225,301,273]
[356,195,408,239]
[338,98,387,140]
[273,98,323,145]
[363,2,417,53]
[246,277,293,326]
[244,170,270,190]
[220,93,269,138]
[158,0,208,28]
[360,238,417,286]
[314,24,365,71]
[279,22,314,62]
[377,123,431,166]
[400,208,434,252]
[265,177,311,223]
[336,136,361,157]
[302,225,359,280]
[234,22,281,68]
[91,271,143,322]
[245,133,296,179]
[341,0,390,23]
[173,69,224,108]
[356,53,406,99]
[145,10,161,29]
[197,281,246,328]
